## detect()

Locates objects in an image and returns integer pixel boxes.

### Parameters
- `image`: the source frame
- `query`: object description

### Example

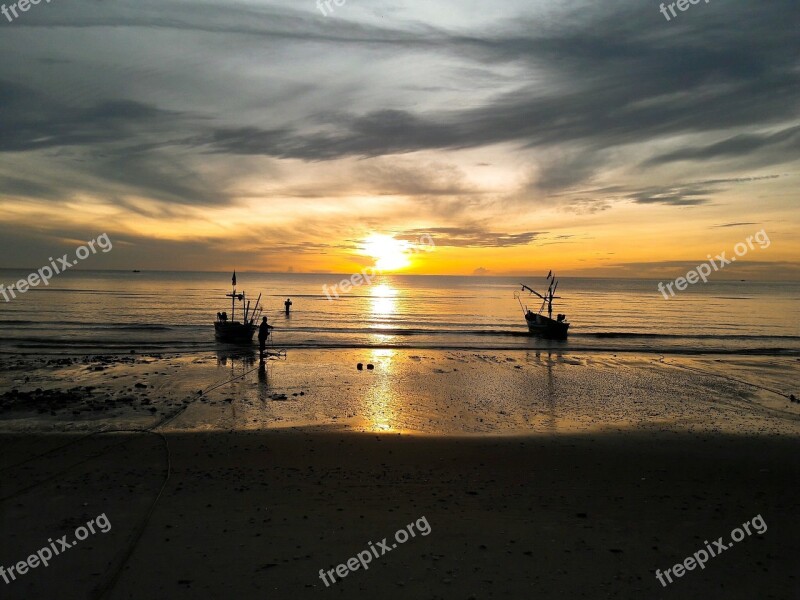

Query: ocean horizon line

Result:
[0,267,798,284]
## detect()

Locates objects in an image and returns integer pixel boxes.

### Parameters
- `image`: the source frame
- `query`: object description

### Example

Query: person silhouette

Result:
[284,298,292,315]
[258,316,273,355]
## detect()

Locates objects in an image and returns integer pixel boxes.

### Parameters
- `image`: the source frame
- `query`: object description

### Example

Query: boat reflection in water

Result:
[215,347,257,368]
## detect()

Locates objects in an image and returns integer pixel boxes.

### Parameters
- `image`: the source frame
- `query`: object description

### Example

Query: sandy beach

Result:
[1,350,798,599]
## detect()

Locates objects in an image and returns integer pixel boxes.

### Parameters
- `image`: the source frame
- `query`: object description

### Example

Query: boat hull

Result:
[214,321,256,343]
[525,313,570,339]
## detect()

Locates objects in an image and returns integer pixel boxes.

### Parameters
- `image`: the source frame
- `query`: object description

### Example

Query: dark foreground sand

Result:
[1,430,799,600]
[1,350,798,599]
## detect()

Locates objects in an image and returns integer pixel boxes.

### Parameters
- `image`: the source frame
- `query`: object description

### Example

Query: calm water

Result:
[0,270,798,355]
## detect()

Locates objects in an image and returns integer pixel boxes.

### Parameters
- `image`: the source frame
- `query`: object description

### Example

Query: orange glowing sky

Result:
[0,0,798,280]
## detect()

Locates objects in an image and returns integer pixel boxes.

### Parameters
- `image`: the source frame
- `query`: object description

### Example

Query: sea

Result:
[0,270,798,356]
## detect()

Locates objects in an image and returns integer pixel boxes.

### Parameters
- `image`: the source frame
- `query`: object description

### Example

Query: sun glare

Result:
[362,234,411,271]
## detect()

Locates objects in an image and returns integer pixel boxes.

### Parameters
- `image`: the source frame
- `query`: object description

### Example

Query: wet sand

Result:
[0,350,798,599]
[1,350,798,435]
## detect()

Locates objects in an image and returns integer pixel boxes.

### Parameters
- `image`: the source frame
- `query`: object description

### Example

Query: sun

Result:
[362,234,411,271]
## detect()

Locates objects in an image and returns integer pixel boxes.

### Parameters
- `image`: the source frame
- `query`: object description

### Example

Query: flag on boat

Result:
[232,270,237,286]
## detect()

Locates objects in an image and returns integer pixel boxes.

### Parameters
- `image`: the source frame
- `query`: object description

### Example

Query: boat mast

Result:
[229,270,237,322]
[520,277,561,317]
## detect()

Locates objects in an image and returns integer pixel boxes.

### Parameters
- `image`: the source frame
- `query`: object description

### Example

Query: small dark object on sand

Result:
[367,364,374,370]
[791,394,797,403]
[357,363,363,370]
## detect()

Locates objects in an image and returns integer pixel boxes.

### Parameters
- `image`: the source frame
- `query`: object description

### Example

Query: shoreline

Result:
[0,349,798,436]
[2,340,799,357]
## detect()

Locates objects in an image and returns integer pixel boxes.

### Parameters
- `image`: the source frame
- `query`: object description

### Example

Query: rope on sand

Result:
[89,428,171,600]
[0,354,270,595]
[0,426,172,599]
[0,357,257,477]
[91,361,270,597]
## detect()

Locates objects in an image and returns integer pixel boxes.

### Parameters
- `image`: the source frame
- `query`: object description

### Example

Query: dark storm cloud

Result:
[194,0,800,167]
[87,150,229,206]
[0,80,184,152]
[0,0,798,209]
[0,175,62,199]
[201,111,456,160]
[10,0,432,46]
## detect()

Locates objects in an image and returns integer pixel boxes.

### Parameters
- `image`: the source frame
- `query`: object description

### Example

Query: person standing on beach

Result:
[258,316,273,355]
[284,298,292,315]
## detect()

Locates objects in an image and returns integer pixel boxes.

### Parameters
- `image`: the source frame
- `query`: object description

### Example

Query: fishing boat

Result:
[515,271,570,338]
[214,271,260,343]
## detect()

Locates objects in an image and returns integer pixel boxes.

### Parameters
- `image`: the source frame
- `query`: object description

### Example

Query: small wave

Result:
[585,332,800,340]
[112,325,174,331]
[23,324,177,331]
[2,340,204,348]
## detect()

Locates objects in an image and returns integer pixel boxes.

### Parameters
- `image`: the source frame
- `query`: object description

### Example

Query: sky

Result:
[0,0,798,279]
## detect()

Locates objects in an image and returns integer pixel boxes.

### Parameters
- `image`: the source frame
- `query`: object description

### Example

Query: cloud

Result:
[566,260,800,281]
[355,159,476,196]
[643,125,800,166]
[0,81,184,153]
[0,0,797,272]
[556,174,784,209]
[185,0,800,171]
[712,222,759,229]
[402,227,542,247]
[626,186,712,206]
